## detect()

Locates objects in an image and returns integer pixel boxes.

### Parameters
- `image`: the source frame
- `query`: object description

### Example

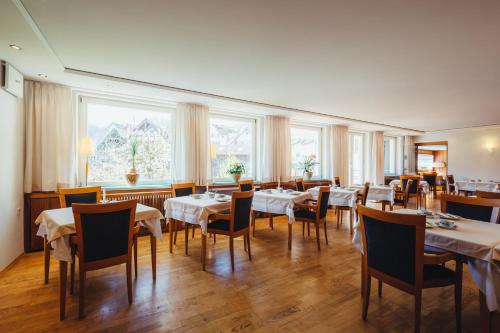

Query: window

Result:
[290,126,322,177]
[349,133,364,185]
[417,152,434,171]
[81,97,174,185]
[384,137,397,175]
[209,116,255,180]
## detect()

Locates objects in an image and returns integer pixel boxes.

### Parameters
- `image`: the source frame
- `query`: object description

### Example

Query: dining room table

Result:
[35,202,164,320]
[456,181,499,193]
[349,184,395,210]
[251,189,312,249]
[352,208,500,332]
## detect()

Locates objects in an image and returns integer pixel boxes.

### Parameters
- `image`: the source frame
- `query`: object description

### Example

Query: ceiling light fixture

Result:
[38,73,47,78]
[9,44,22,50]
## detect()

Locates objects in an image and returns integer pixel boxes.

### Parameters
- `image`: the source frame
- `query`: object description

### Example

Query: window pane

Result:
[417,153,434,171]
[87,102,173,184]
[349,133,364,185]
[210,117,254,179]
[291,127,321,177]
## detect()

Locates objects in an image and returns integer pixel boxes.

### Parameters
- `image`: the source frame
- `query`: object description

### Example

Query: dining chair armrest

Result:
[209,213,231,221]
[295,202,317,211]
[423,251,458,265]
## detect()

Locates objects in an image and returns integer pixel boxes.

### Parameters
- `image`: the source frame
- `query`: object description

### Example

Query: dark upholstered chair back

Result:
[72,200,137,263]
[361,182,370,206]
[65,192,97,207]
[441,194,500,223]
[334,177,341,186]
[317,187,331,219]
[358,205,425,286]
[447,175,455,185]
[59,186,101,208]
[172,183,195,197]
[295,178,305,192]
[423,173,437,186]
[231,191,254,232]
[239,180,254,192]
[401,176,419,194]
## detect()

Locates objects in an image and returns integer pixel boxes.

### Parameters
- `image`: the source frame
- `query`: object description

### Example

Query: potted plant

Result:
[125,137,140,185]
[227,162,245,183]
[301,155,319,180]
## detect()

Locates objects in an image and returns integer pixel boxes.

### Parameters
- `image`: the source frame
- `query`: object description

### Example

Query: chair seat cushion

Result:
[208,219,247,232]
[423,264,455,281]
[294,209,316,220]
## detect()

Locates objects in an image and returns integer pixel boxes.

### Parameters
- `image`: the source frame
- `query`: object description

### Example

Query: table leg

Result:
[169,218,173,253]
[150,235,156,280]
[349,208,353,235]
[59,261,67,320]
[288,223,292,250]
[201,234,207,271]
[185,224,189,255]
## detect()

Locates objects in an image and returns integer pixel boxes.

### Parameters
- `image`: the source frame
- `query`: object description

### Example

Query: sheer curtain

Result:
[330,125,349,185]
[371,131,385,185]
[24,80,76,192]
[173,103,209,185]
[404,135,416,174]
[263,115,291,182]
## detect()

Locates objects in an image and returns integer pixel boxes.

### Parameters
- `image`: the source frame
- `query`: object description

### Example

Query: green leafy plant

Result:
[300,154,319,173]
[227,162,246,175]
[130,136,140,169]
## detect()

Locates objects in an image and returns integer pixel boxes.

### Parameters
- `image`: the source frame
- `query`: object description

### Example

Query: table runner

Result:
[164,195,231,234]
[308,186,358,208]
[35,203,164,262]
[252,190,312,223]
[352,208,500,311]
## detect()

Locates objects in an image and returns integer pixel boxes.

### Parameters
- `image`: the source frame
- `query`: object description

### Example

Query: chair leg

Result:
[252,212,256,237]
[269,215,274,230]
[349,208,353,235]
[192,225,195,238]
[288,223,292,250]
[455,257,463,333]
[59,261,67,321]
[414,290,422,333]
[78,270,86,319]
[382,201,386,211]
[133,235,138,279]
[173,220,179,245]
[44,236,50,284]
[150,235,156,280]
[362,274,371,320]
[307,221,311,236]
[302,222,305,237]
[378,280,382,297]
[70,250,75,295]
[185,224,189,255]
[243,233,247,252]
[229,237,235,272]
[169,218,173,253]
[246,232,252,261]
[323,220,328,245]
[201,234,207,271]
[336,211,340,229]
[315,222,321,251]
[213,233,216,244]
[126,260,133,304]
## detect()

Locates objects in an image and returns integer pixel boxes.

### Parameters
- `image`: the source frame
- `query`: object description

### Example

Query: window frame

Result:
[348,131,365,185]
[290,124,323,179]
[77,95,176,187]
[384,136,397,176]
[208,112,257,182]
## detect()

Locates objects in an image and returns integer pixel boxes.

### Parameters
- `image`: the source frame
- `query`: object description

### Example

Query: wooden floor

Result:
[0,196,483,332]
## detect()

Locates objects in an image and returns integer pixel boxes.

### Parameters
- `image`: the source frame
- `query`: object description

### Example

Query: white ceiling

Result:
[2,0,500,133]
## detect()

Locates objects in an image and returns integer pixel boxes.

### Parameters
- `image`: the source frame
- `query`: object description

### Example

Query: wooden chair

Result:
[476,191,500,199]
[446,174,457,194]
[68,200,137,319]
[294,186,331,250]
[294,177,305,192]
[422,172,437,198]
[400,175,421,209]
[42,187,102,284]
[171,182,196,250]
[441,194,500,224]
[334,176,341,187]
[392,179,413,210]
[238,179,254,192]
[204,191,254,271]
[357,205,463,333]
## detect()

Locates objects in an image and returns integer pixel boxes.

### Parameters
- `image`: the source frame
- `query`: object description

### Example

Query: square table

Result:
[252,189,312,249]
[349,184,395,209]
[456,181,498,193]
[164,194,232,253]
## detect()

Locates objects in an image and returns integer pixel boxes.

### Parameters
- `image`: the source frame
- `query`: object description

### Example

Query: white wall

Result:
[0,89,24,271]
[416,125,500,181]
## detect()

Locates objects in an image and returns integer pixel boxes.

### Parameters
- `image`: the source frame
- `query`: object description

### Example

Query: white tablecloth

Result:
[349,185,394,204]
[164,195,231,234]
[308,186,359,208]
[35,203,164,262]
[456,181,498,193]
[252,190,312,223]
[352,208,500,311]
[389,179,430,194]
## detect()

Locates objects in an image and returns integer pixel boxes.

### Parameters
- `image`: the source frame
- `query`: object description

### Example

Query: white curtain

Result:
[404,135,416,174]
[396,136,404,175]
[24,81,75,192]
[371,131,385,185]
[330,125,349,185]
[173,103,209,185]
[263,115,291,182]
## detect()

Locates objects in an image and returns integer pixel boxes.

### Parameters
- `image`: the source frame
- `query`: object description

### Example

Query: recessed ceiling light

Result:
[9,44,22,50]
[38,74,47,78]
